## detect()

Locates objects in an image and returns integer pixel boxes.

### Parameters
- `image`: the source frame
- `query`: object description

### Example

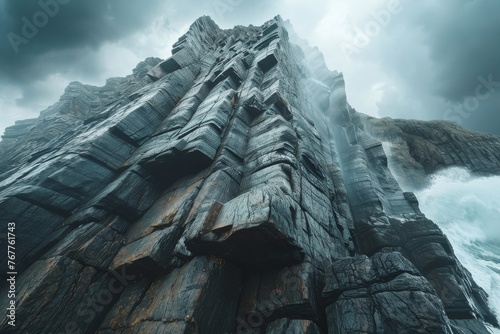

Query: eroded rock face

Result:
[354,114,500,190]
[0,15,498,334]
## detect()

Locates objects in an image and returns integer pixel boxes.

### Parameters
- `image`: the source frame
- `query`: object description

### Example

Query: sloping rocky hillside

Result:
[0,16,499,334]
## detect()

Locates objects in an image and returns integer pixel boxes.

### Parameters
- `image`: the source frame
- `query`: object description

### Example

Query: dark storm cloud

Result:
[0,0,163,85]
[0,0,498,135]
[369,0,500,134]
[413,0,500,102]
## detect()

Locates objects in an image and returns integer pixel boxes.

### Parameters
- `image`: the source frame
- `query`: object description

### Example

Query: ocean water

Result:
[415,168,500,333]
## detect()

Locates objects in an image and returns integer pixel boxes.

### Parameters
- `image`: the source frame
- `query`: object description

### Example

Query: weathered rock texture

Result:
[0,16,499,334]
[352,114,500,190]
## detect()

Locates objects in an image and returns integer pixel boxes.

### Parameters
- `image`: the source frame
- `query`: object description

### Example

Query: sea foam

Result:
[415,168,500,332]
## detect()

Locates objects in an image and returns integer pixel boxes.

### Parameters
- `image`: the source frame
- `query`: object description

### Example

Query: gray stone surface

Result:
[0,15,498,334]
[356,114,500,189]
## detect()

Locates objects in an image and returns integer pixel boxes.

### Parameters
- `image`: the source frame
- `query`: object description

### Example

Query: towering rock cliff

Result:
[1,16,499,334]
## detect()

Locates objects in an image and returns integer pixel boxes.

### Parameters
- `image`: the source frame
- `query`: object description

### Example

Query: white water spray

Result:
[415,168,500,332]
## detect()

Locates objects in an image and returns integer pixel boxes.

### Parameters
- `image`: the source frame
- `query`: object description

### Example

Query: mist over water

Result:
[415,168,500,331]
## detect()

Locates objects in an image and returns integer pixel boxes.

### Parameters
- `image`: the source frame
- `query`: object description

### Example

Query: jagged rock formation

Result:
[0,57,162,175]
[352,114,500,190]
[0,16,499,334]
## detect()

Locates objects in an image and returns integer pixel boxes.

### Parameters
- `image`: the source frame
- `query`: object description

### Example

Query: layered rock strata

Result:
[353,114,500,189]
[0,16,498,334]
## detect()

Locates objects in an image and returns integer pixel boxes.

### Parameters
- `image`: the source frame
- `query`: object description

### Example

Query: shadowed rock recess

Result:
[0,16,499,334]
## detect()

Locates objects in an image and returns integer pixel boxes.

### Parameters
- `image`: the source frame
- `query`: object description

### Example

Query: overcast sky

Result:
[1,0,499,135]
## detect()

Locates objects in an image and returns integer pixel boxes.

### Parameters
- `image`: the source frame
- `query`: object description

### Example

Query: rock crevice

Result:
[0,15,498,334]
